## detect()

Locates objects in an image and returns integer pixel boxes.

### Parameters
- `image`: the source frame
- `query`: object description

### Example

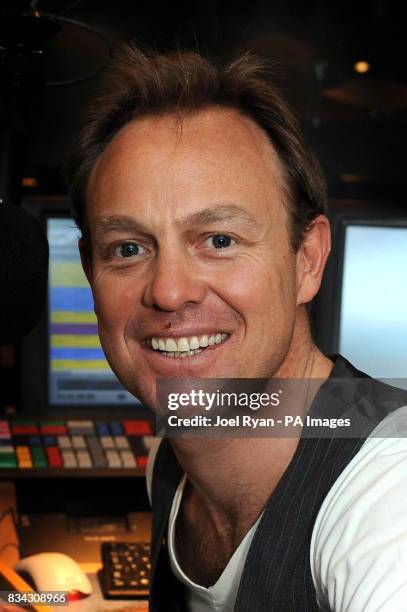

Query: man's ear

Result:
[78,238,93,285]
[296,214,331,306]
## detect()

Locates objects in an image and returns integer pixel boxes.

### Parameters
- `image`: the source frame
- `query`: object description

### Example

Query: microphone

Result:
[0,204,49,344]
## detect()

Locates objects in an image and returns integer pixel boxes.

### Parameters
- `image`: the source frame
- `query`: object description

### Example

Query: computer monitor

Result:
[19,197,144,413]
[313,200,407,383]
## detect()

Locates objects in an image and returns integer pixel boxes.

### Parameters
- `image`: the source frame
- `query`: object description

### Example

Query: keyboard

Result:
[100,541,151,599]
[0,418,154,472]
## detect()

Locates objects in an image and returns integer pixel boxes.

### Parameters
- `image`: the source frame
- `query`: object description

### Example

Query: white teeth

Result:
[189,336,200,350]
[148,333,229,355]
[165,338,178,352]
[177,337,190,352]
[199,335,209,347]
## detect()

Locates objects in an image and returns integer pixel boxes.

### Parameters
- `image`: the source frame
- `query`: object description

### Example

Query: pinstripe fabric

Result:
[149,356,407,612]
[234,433,364,611]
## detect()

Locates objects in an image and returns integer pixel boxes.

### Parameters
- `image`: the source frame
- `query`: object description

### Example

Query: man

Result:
[67,46,407,611]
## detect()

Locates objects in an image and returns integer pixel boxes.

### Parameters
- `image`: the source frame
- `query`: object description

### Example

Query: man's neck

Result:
[170,317,333,533]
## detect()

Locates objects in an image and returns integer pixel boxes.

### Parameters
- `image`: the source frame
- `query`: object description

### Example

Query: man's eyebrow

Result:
[177,204,261,230]
[94,216,149,242]
[93,204,260,240]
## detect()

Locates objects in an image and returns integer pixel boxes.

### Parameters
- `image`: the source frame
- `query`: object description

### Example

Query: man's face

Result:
[84,108,307,408]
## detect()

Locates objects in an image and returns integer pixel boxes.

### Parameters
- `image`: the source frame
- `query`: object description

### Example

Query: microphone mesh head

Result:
[0,205,49,344]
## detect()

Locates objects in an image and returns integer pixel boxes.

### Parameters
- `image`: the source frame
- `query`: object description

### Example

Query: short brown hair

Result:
[66,44,327,250]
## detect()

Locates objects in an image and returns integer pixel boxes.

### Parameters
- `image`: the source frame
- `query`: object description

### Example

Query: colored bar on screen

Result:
[50,261,90,287]
[50,287,94,311]
[51,311,97,324]
[51,359,110,371]
[51,347,105,360]
[51,324,98,335]
[51,334,101,348]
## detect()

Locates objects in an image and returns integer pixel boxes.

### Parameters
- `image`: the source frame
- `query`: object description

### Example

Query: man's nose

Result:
[142,252,207,311]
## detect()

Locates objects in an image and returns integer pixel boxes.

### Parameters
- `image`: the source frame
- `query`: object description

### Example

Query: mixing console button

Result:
[141,435,156,451]
[120,450,137,468]
[72,435,86,449]
[67,420,95,435]
[0,452,17,468]
[62,450,78,468]
[58,435,72,449]
[16,446,32,468]
[77,450,92,468]
[96,422,110,436]
[0,421,11,439]
[31,446,47,468]
[110,422,124,435]
[40,422,67,435]
[100,436,115,449]
[106,450,122,468]
[46,447,62,468]
[123,420,152,435]
[12,423,39,435]
[136,456,148,469]
[114,436,129,449]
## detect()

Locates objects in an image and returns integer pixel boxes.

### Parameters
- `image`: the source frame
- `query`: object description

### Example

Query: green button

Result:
[0,453,17,468]
[32,446,47,468]
[12,420,36,426]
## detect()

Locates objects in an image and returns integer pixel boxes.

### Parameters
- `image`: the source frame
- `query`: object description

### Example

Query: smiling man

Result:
[67,47,407,611]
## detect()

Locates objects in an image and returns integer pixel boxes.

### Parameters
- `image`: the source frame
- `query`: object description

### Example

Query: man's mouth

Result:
[144,333,230,358]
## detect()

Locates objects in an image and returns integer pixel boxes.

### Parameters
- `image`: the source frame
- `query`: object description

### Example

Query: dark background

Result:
[6,0,407,197]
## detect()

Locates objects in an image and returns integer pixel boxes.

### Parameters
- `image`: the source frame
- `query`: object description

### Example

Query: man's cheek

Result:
[215,269,258,301]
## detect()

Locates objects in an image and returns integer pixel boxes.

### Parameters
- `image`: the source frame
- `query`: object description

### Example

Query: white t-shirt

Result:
[168,474,262,611]
[147,405,407,611]
[311,405,407,611]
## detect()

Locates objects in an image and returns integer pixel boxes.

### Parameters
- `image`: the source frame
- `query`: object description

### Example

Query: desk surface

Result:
[0,482,150,612]
[51,573,148,612]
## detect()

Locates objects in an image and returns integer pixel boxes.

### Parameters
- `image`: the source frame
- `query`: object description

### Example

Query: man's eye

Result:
[205,235,235,249]
[112,243,145,258]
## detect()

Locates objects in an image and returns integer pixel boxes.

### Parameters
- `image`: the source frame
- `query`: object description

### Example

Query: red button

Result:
[40,425,67,435]
[12,425,39,435]
[123,420,152,435]
[136,456,148,469]
[46,447,62,467]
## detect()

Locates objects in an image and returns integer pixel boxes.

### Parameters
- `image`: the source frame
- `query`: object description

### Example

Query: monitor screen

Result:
[48,216,140,407]
[339,223,407,380]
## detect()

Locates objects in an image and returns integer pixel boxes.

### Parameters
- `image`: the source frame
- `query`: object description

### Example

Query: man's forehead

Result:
[91,107,286,180]
[86,107,290,233]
